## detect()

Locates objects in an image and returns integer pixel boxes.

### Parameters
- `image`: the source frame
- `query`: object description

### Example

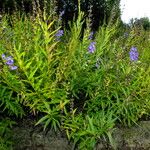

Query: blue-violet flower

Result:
[2,54,6,59]
[55,30,64,37]
[59,10,65,18]
[88,42,96,53]
[129,46,139,61]
[88,31,94,40]
[9,66,18,70]
[1,54,17,70]
[6,59,14,65]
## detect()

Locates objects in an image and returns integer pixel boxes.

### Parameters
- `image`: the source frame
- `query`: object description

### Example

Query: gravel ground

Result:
[12,119,150,150]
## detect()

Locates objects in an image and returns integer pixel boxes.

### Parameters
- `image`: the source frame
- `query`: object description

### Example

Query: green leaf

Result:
[44,118,51,131]
[35,115,49,126]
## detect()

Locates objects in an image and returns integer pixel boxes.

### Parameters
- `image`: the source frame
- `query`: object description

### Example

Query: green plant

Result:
[63,109,116,149]
[0,118,16,150]
[0,3,150,150]
[0,12,70,130]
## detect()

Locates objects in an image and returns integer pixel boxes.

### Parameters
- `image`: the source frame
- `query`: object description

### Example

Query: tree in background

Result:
[0,0,121,31]
[129,17,150,31]
[56,0,121,31]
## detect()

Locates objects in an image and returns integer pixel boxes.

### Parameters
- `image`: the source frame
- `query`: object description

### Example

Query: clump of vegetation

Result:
[0,1,150,149]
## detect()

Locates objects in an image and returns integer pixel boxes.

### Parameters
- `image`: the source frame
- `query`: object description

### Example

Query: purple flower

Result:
[1,54,17,70]
[5,56,13,61]
[9,66,18,70]
[88,42,96,53]
[129,46,139,61]
[55,30,64,37]
[59,10,65,18]
[58,10,65,21]
[55,30,64,41]
[6,59,14,65]
[5,56,14,65]
[2,54,6,59]
[88,31,94,40]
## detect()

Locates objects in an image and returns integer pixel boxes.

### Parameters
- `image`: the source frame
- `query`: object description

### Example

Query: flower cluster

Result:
[88,42,96,53]
[88,31,94,40]
[59,10,65,21]
[55,30,64,37]
[129,47,139,61]
[55,30,64,41]
[1,54,18,70]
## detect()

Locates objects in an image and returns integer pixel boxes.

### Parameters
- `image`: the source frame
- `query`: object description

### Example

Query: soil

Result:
[12,118,150,150]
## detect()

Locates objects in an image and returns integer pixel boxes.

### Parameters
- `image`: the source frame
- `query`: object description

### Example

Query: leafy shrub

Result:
[0,4,150,149]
